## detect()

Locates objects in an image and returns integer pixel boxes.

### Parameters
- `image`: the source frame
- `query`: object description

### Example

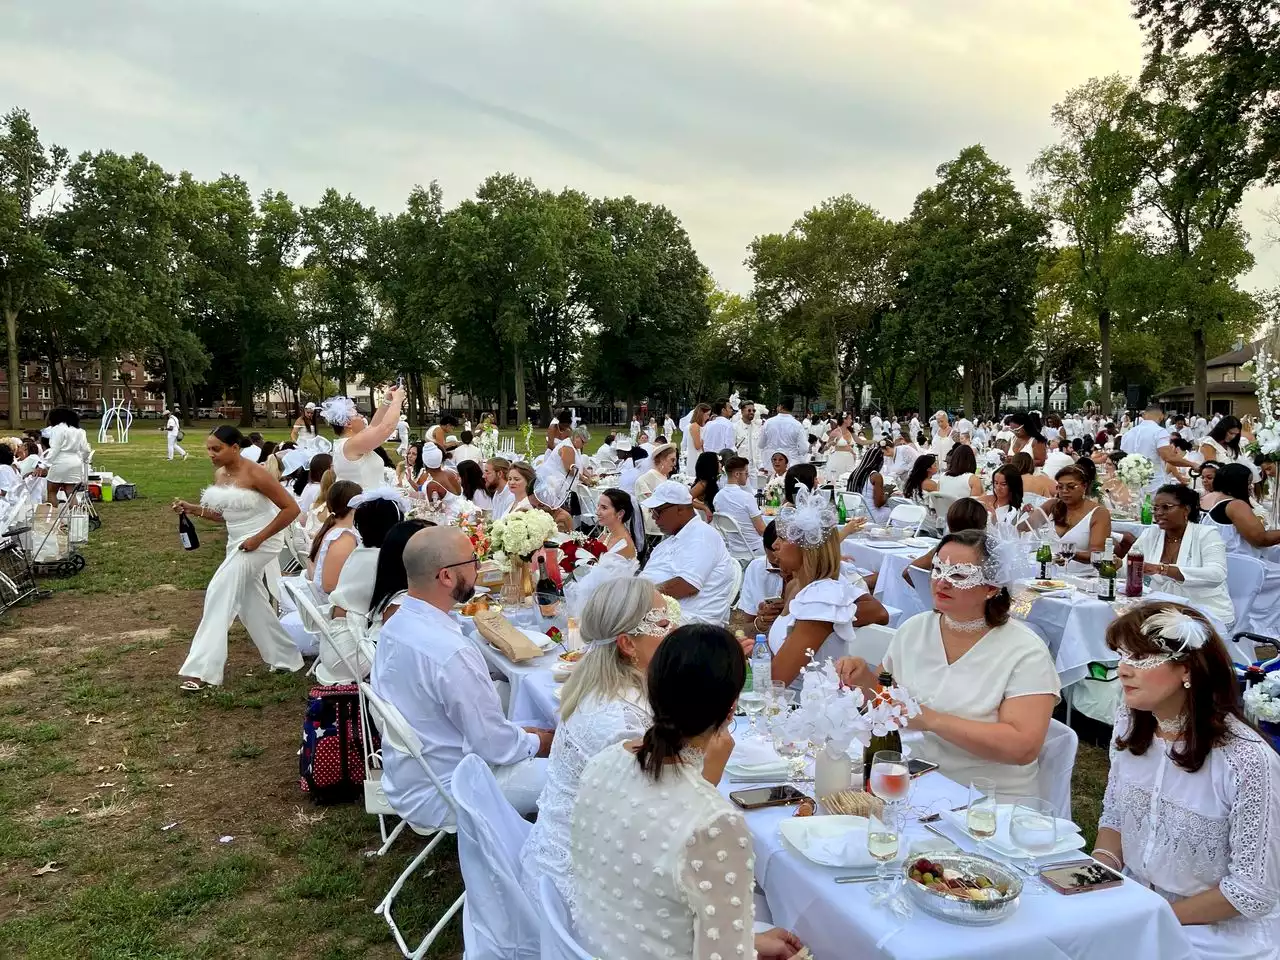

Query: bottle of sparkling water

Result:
[751,633,772,697]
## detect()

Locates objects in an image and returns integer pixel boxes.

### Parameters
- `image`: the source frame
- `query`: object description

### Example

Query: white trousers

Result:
[179,545,304,685]
[167,434,186,459]
[492,757,548,817]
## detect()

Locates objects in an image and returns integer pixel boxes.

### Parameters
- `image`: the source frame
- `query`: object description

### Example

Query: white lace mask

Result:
[930,558,988,590]
[1118,652,1178,671]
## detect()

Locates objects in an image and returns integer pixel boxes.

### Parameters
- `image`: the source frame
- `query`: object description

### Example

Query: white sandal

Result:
[179,679,209,693]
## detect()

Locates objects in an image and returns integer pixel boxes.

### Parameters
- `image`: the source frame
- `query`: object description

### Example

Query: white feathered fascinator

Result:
[348,487,409,514]
[319,396,359,427]
[1140,607,1211,659]
[776,485,837,548]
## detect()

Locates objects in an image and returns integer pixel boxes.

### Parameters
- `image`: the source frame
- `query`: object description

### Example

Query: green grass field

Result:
[0,424,1110,959]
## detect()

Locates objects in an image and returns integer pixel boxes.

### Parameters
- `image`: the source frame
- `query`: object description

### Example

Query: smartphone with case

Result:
[1040,859,1124,894]
[729,785,810,811]
[907,758,940,778]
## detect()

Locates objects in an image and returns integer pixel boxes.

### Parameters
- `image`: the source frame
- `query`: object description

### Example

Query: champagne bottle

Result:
[535,555,561,617]
[1035,542,1052,579]
[1140,493,1153,526]
[863,669,903,790]
[178,511,199,551]
[1098,536,1116,602]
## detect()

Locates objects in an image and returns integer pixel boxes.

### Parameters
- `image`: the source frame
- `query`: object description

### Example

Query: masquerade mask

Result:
[930,558,988,590]
[1118,652,1176,671]
[634,603,682,637]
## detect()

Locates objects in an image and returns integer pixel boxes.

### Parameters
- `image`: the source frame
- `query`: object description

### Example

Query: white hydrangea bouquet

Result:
[489,509,558,561]
[1116,453,1155,490]
[1244,344,1280,463]
[1243,674,1280,725]
[765,474,787,502]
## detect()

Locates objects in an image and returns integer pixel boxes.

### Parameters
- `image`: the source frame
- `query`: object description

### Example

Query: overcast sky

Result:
[3,0,1277,293]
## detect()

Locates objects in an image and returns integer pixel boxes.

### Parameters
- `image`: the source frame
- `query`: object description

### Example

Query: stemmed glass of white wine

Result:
[738,690,767,738]
[1009,797,1058,895]
[866,809,900,902]
[967,777,998,843]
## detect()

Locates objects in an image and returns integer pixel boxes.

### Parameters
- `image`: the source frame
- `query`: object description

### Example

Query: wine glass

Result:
[738,690,766,738]
[767,714,808,786]
[1009,797,1058,895]
[869,750,910,805]
[866,809,901,902]
[767,682,795,720]
[966,777,998,841]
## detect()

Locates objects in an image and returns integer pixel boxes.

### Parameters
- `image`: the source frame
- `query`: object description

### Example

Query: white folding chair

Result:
[1225,553,1266,640]
[1037,718,1078,821]
[847,623,895,668]
[926,492,956,527]
[726,554,745,610]
[905,564,935,611]
[837,490,867,520]
[887,502,926,536]
[538,876,594,960]
[360,682,466,959]
[280,523,306,575]
[452,754,541,960]
[711,512,758,564]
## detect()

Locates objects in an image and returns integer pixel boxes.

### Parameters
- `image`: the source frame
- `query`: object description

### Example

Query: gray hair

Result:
[402,526,467,588]
[560,576,656,721]
[572,424,591,442]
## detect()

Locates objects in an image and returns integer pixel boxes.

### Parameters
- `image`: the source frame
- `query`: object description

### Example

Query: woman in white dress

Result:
[291,403,320,446]
[1199,416,1256,477]
[419,443,461,501]
[281,480,361,655]
[570,623,805,960]
[172,426,305,691]
[980,463,1024,527]
[1008,411,1048,468]
[44,408,93,502]
[320,388,405,493]
[838,529,1060,799]
[679,403,710,471]
[1095,603,1280,959]
[767,487,889,685]
[1029,465,1112,574]
[396,443,425,493]
[633,444,677,538]
[520,577,677,908]
[739,521,785,623]
[846,442,892,524]
[935,443,984,503]
[596,488,638,560]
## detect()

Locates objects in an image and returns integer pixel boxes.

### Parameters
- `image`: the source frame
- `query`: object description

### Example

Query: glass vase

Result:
[503,558,529,607]
[814,742,853,803]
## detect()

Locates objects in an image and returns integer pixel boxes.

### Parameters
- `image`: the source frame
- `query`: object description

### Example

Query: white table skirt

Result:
[844,540,930,621]
[717,764,1193,960]
[457,605,568,729]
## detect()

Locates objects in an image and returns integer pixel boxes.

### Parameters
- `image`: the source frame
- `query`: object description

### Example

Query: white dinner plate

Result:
[942,805,1084,859]
[779,815,875,868]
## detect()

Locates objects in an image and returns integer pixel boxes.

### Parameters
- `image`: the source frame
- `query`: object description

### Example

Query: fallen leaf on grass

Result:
[67,808,80,815]
[114,762,128,772]
[161,822,179,831]
[158,783,174,789]
[32,862,60,876]
[96,782,115,789]
[84,716,104,725]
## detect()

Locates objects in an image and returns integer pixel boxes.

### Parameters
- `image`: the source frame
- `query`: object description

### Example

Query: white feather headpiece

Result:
[776,485,838,548]
[348,487,409,513]
[319,396,359,427]
[1140,607,1211,658]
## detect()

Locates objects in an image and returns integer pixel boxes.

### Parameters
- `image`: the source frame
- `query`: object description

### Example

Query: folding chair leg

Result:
[376,830,460,958]
[372,815,408,857]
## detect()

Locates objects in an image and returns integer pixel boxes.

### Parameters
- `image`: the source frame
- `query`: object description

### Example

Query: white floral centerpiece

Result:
[489,510,558,561]
[1243,675,1280,725]
[1116,453,1155,490]
[764,474,786,503]
[476,423,500,461]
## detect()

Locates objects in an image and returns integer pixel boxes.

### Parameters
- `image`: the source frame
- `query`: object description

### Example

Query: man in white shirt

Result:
[161,409,187,461]
[734,401,765,482]
[701,398,737,457]
[391,415,410,457]
[1120,403,1199,492]
[629,416,641,440]
[450,430,482,466]
[759,398,809,467]
[371,527,553,828]
[641,481,736,625]
[713,457,765,557]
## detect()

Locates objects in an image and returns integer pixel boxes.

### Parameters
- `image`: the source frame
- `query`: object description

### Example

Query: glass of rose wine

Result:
[869,750,910,805]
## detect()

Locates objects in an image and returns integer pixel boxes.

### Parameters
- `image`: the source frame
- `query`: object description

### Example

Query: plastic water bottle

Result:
[751,633,773,696]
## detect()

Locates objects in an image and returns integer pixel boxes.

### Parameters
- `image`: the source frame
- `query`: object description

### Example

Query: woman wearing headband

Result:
[519,577,678,910]
[419,442,461,500]
[320,387,404,492]
[1095,603,1279,957]
[838,529,1059,797]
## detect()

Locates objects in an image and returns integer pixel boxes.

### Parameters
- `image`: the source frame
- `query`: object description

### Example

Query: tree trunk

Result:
[161,347,176,413]
[1098,307,1113,418]
[1041,355,1052,413]
[238,368,255,428]
[960,364,973,419]
[513,344,526,427]
[5,307,19,428]
[917,366,929,420]
[1194,324,1209,415]
[499,381,509,428]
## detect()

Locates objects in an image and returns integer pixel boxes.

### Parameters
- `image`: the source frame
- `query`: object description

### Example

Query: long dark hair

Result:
[848,444,884,494]
[1107,602,1259,773]
[1213,462,1253,502]
[692,451,721,510]
[946,444,977,477]
[636,625,745,781]
[308,452,333,483]
[369,519,431,615]
[1208,415,1242,456]
[457,459,484,501]
[309,480,361,562]
[992,463,1023,508]
[600,487,635,528]
[1009,411,1045,444]
[1009,451,1035,476]
[353,498,402,549]
[784,463,818,505]
[936,529,1009,626]
[903,454,937,501]
[211,425,245,448]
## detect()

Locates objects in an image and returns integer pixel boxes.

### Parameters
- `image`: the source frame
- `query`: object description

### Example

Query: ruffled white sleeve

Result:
[1219,731,1280,919]
[676,809,756,960]
[790,578,860,641]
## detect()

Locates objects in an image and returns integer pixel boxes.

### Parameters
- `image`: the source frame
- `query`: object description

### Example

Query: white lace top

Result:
[1100,708,1280,959]
[571,741,756,960]
[519,689,651,910]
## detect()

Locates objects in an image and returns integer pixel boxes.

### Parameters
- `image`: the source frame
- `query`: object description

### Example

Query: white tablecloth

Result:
[457,605,567,729]
[717,764,1194,960]
[844,539,930,620]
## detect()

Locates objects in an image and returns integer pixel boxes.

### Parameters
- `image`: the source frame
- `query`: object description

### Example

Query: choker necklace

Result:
[1156,713,1187,736]
[942,614,989,633]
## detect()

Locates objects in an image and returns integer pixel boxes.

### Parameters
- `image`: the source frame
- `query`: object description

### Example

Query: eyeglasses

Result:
[438,555,479,573]
[1152,502,1184,514]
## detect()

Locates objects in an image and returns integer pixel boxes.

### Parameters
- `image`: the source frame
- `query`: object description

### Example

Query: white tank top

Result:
[332,438,384,492]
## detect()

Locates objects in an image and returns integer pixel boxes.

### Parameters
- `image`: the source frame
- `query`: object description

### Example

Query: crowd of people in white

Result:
[165,386,1278,960]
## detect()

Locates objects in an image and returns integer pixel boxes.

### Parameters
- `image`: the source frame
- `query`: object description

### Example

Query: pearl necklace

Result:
[1157,713,1187,736]
[941,614,989,633]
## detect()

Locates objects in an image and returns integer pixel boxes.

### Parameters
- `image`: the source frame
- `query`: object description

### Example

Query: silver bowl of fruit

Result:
[903,853,1022,925]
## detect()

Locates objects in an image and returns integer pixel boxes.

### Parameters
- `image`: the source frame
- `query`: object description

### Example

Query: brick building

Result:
[0,358,164,422]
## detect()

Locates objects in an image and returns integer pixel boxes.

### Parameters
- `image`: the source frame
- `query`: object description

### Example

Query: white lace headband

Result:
[319,396,359,427]
[1139,608,1211,659]
[776,485,837,548]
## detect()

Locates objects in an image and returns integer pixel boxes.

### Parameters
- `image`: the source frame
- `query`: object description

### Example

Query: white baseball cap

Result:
[304,402,316,411]
[642,480,693,510]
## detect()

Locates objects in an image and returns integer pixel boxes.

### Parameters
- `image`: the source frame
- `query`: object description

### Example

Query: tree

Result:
[1031,75,1143,416]
[898,145,1047,418]
[747,197,897,409]
[0,108,67,426]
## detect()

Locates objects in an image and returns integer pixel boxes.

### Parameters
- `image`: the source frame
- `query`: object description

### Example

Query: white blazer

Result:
[1127,523,1234,627]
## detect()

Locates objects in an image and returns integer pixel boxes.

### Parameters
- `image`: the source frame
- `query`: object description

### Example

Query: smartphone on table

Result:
[729,785,810,811]
[907,758,939,778]
[1039,859,1124,894]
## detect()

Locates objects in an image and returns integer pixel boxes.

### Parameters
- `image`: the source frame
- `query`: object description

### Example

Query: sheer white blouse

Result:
[1100,708,1280,959]
[571,741,756,960]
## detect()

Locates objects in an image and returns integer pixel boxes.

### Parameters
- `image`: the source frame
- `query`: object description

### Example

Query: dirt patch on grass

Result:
[0,669,33,687]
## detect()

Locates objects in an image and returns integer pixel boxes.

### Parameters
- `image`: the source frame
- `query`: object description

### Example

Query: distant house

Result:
[1155,341,1261,418]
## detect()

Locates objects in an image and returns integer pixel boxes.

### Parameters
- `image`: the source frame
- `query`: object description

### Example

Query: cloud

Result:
[2,0,1275,291]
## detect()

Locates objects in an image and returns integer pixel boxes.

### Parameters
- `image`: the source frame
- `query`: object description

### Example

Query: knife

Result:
[833,874,880,884]
[729,776,814,784]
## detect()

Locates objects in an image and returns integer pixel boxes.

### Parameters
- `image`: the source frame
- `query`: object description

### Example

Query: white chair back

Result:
[359,682,459,826]
[847,623,895,668]
[1225,553,1266,636]
[726,553,745,608]
[538,876,594,960]
[837,490,867,520]
[711,512,758,562]
[452,754,541,960]
[1037,718,1078,821]
[927,492,956,526]
[887,502,926,536]
[905,563,935,611]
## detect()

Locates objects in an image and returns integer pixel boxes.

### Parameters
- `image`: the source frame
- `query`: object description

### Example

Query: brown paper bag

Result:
[474,610,544,662]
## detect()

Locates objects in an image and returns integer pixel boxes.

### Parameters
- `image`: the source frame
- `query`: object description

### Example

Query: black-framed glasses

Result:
[439,556,479,573]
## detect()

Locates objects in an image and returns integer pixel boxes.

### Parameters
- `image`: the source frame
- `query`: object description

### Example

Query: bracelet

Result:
[1092,848,1122,869]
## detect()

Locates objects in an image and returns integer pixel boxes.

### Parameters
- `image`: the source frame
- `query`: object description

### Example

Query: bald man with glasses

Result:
[372,526,553,827]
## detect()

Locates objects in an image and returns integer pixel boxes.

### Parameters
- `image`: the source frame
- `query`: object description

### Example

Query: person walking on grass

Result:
[162,408,187,461]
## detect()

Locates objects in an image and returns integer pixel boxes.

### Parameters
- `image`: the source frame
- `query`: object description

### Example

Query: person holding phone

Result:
[1095,603,1280,958]
[570,624,806,960]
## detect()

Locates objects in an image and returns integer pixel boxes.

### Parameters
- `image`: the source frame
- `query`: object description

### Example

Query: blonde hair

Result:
[795,528,842,591]
[558,577,655,721]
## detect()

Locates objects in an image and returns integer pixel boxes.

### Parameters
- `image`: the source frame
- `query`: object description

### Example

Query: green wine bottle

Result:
[1035,542,1052,579]
[1140,493,1153,526]
[863,670,904,790]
